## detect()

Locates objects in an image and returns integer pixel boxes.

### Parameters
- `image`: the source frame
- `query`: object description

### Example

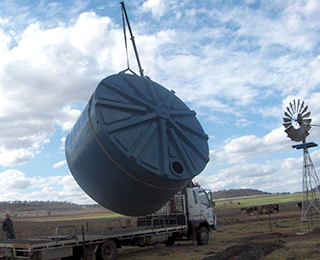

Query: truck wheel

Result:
[165,236,175,246]
[97,240,118,260]
[196,226,209,246]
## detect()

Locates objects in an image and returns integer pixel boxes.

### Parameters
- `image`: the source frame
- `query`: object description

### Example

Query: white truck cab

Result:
[182,183,217,245]
[186,185,216,229]
[151,182,217,246]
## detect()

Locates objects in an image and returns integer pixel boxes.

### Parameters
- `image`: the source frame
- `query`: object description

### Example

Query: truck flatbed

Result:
[0,187,216,259]
[0,224,187,259]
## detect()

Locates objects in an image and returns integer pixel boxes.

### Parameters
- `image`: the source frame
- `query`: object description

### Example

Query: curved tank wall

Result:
[65,72,209,216]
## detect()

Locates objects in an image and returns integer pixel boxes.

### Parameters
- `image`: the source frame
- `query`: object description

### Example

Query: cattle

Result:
[241,207,249,216]
[241,204,279,216]
[260,204,279,214]
[241,206,259,216]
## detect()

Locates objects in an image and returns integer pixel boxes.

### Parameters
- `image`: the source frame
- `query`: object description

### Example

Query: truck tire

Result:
[196,226,209,246]
[165,236,175,246]
[97,240,118,260]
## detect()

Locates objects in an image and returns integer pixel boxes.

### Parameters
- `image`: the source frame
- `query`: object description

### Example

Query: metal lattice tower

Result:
[293,142,320,231]
[283,99,320,231]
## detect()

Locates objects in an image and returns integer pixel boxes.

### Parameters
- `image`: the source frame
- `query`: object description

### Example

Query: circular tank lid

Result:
[93,73,209,179]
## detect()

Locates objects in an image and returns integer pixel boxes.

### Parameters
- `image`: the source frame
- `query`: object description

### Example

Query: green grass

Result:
[216,193,302,208]
[33,214,122,222]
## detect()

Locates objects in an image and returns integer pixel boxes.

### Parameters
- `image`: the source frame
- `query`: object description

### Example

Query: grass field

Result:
[215,193,302,208]
[3,198,319,259]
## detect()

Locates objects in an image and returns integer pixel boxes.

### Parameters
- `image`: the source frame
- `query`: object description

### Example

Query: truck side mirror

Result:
[208,191,216,208]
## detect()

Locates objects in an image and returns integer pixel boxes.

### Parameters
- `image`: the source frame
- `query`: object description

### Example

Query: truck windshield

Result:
[199,190,211,207]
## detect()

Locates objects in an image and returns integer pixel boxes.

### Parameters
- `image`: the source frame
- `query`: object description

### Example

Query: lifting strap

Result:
[120,2,144,77]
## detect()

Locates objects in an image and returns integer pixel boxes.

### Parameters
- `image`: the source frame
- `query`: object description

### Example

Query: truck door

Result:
[198,190,214,226]
[187,189,201,220]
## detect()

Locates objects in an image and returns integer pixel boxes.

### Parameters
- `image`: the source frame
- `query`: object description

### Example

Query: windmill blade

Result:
[298,101,305,113]
[303,118,312,124]
[302,111,311,118]
[293,99,296,112]
[286,126,308,142]
[290,102,294,113]
[283,117,291,123]
[285,125,292,133]
[300,105,308,115]
[300,122,311,132]
[285,126,295,137]
[302,118,312,125]
[300,124,308,131]
[283,123,292,130]
[300,124,310,134]
[286,107,293,116]
[297,99,300,112]
[284,111,292,119]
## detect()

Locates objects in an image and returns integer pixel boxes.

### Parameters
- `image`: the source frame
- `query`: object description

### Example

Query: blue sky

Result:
[0,0,320,204]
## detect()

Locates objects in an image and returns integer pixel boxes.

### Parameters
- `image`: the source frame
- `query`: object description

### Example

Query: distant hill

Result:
[0,201,100,213]
[211,189,272,199]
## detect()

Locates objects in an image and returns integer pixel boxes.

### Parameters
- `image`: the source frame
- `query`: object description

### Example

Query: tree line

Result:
[0,201,99,212]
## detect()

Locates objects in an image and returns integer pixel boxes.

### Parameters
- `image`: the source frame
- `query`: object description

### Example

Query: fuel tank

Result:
[65,72,209,216]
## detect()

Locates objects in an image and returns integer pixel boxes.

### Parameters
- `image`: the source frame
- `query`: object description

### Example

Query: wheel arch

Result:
[189,219,209,230]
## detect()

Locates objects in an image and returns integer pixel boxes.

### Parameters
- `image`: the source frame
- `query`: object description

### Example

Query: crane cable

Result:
[120,2,144,77]
[122,5,130,72]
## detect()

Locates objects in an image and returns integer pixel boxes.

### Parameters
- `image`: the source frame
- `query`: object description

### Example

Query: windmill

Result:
[283,99,320,231]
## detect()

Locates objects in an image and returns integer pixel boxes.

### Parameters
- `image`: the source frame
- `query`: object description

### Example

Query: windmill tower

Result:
[283,99,320,231]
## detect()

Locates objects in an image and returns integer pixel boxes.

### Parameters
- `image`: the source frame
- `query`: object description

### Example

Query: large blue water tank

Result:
[65,72,209,216]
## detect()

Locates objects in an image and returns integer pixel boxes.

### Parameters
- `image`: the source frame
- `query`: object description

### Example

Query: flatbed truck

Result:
[0,183,216,260]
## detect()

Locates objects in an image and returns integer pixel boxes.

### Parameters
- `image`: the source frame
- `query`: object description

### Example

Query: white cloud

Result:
[37,176,63,187]
[197,158,302,192]
[0,148,34,167]
[158,1,320,113]
[60,137,66,151]
[0,29,11,51]
[48,174,94,204]
[0,170,34,191]
[212,126,291,164]
[202,141,320,194]
[210,90,320,166]
[235,118,254,127]
[0,170,94,204]
[55,105,81,131]
[0,12,126,165]
[199,156,304,193]
[307,55,320,90]
[245,0,256,4]
[52,160,67,168]
[141,0,172,18]
[258,105,282,119]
